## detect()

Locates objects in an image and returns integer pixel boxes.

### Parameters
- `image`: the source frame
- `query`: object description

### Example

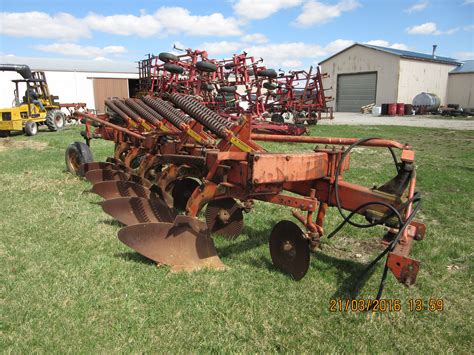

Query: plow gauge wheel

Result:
[269,220,310,281]
[205,198,244,239]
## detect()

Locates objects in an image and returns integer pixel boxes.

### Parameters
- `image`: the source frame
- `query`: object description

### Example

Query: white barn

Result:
[0,56,139,113]
[319,43,463,112]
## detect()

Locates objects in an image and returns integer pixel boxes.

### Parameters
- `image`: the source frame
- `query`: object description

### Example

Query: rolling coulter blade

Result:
[269,220,310,281]
[91,180,153,200]
[84,169,130,185]
[118,216,225,272]
[100,197,177,225]
[205,198,244,239]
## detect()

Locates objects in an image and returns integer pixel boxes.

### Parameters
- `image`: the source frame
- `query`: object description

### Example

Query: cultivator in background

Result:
[67,91,426,299]
[137,46,333,134]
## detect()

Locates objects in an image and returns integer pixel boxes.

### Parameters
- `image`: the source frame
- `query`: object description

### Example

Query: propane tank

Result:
[412,92,440,111]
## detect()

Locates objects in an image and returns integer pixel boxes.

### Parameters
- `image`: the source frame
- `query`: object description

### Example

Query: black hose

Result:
[327,136,422,302]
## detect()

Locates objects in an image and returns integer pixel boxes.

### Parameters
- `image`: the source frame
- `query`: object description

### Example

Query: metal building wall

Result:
[398,59,457,105]
[320,45,400,111]
[447,73,474,108]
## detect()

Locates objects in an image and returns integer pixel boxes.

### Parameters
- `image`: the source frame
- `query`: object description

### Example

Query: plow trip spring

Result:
[68,90,426,300]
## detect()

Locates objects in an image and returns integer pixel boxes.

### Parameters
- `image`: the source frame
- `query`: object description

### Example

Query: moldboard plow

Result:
[67,92,426,299]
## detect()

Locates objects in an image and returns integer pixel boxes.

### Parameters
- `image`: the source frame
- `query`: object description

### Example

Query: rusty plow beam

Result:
[118,216,226,272]
[251,134,409,149]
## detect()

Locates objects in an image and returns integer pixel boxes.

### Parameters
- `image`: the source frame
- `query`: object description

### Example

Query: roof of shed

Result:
[319,43,461,66]
[449,60,474,74]
[0,55,138,74]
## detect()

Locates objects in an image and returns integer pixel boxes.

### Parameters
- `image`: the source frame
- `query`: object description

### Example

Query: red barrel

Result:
[387,103,397,116]
[396,103,405,115]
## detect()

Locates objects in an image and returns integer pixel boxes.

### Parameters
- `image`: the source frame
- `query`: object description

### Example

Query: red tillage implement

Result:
[68,92,425,299]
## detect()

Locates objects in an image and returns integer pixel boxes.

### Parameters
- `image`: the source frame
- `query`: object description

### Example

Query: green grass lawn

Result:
[1,125,473,352]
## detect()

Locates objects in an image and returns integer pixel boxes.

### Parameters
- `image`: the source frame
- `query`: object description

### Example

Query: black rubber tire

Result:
[0,131,10,138]
[258,69,277,78]
[263,82,278,90]
[65,142,94,176]
[201,83,214,91]
[219,86,237,93]
[46,109,65,131]
[271,113,284,123]
[164,63,184,74]
[158,52,178,63]
[24,121,38,136]
[196,61,217,72]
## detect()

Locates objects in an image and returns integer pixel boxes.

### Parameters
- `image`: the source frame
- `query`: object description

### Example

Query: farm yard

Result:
[1,124,472,353]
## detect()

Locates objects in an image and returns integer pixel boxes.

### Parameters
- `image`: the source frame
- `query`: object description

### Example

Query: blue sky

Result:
[1,0,473,70]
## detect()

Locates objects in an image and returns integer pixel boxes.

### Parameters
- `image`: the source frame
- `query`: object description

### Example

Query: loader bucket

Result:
[91,180,153,200]
[118,215,225,272]
[101,197,177,225]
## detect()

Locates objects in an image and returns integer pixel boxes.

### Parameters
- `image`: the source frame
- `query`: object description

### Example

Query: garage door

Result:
[337,72,377,112]
[93,78,129,113]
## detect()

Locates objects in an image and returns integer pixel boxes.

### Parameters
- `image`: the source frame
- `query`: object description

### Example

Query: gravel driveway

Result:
[319,112,474,130]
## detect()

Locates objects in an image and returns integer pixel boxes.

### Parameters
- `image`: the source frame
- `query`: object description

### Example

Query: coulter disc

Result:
[205,198,244,239]
[118,215,225,272]
[101,197,177,225]
[269,220,310,281]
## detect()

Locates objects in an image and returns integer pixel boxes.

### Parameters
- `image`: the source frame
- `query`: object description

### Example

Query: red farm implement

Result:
[66,91,425,301]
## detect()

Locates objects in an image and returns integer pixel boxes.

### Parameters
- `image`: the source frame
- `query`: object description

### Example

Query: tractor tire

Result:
[164,63,184,74]
[158,52,178,63]
[263,82,278,90]
[271,113,284,123]
[46,109,65,131]
[65,142,94,176]
[258,69,277,78]
[219,86,237,93]
[24,121,38,136]
[0,131,9,138]
[196,61,217,72]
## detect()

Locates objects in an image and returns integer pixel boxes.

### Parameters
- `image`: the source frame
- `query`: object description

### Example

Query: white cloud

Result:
[463,0,474,4]
[199,41,242,56]
[241,33,269,44]
[1,8,242,41]
[406,22,459,35]
[233,0,304,20]
[33,43,127,57]
[243,39,354,68]
[455,51,474,60]
[85,13,161,37]
[153,7,241,36]
[364,40,409,50]
[404,1,428,14]
[0,11,90,40]
[294,0,360,27]
[464,24,474,31]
